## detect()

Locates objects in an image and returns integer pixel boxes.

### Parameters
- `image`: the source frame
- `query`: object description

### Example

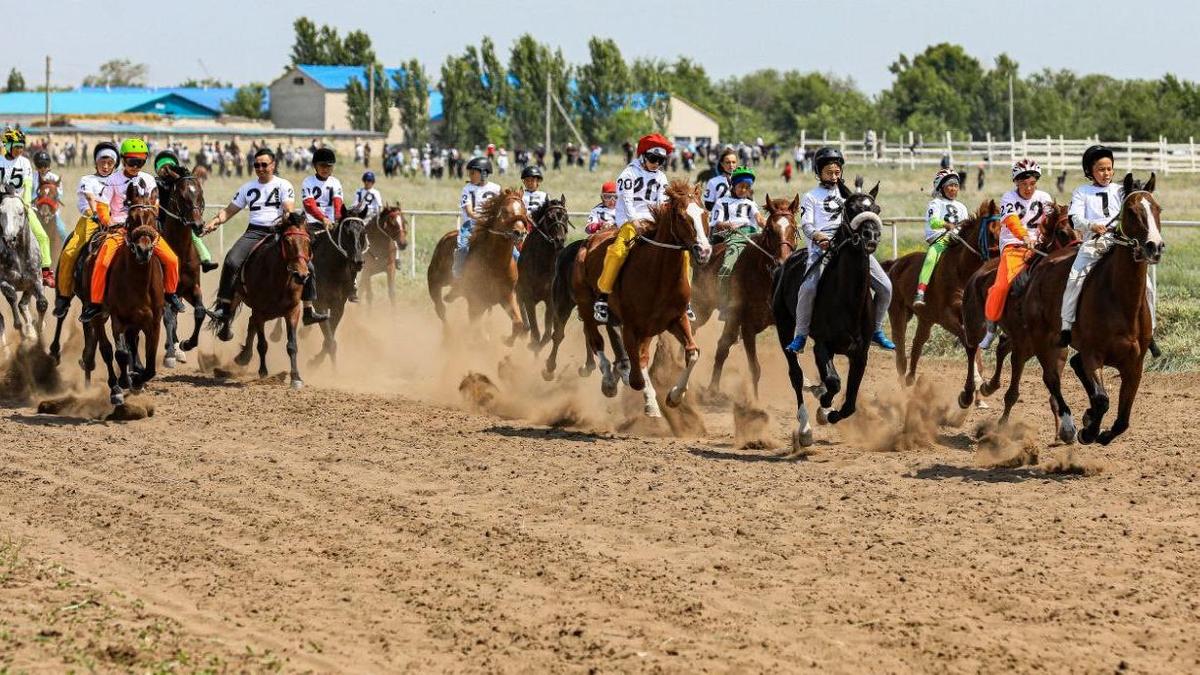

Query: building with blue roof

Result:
[0,90,222,120]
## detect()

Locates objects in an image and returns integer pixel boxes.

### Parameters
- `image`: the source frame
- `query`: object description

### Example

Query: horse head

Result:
[123,179,158,263]
[336,204,371,270]
[652,180,712,264]
[836,177,882,255]
[34,181,57,224]
[534,195,571,247]
[1119,173,1164,264]
[1035,203,1079,253]
[379,204,408,251]
[473,188,531,248]
[126,223,160,265]
[279,212,313,285]
[163,168,206,232]
[762,194,800,264]
[0,188,27,245]
[959,198,1000,259]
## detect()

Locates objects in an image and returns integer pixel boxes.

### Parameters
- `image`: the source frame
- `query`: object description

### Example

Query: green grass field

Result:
[44,157,1200,370]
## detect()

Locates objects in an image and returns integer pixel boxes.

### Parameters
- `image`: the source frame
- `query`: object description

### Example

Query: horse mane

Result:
[647,180,698,226]
[469,188,523,245]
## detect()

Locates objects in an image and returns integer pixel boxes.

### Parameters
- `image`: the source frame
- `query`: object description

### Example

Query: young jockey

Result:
[54,141,116,317]
[703,147,738,212]
[914,168,970,307]
[351,171,383,221]
[711,166,765,307]
[980,158,1053,349]
[520,165,547,213]
[81,138,184,322]
[786,147,895,353]
[153,149,218,273]
[0,128,55,287]
[1058,144,1160,356]
[593,133,673,324]
[585,181,618,234]
[31,150,68,240]
[302,147,344,230]
[452,157,501,277]
[203,147,328,335]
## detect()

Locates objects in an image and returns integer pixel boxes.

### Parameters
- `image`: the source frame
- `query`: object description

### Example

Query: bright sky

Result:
[11,0,1192,94]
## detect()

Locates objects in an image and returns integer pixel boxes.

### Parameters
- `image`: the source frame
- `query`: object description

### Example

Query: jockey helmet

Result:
[154,149,180,172]
[636,133,673,164]
[521,165,543,180]
[362,170,376,182]
[466,156,492,176]
[33,150,51,169]
[119,138,148,158]
[313,147,336,165]
[812,147,844,177]
[730,166,756,187]
[601,181,617,195]
[1011,158,1041,182]
[1082,145,1114,179]
[931,167,959,196]
[2,127,26,152]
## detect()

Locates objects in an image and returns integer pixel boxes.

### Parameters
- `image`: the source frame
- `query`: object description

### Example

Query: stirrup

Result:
[593,300,609,324]
[686,304,696,322]
[913,291,926,308]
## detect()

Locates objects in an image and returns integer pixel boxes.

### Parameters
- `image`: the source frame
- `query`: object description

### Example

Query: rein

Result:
[530,205,569,245]
[1107,190,1156,256]
[157,176,204,231]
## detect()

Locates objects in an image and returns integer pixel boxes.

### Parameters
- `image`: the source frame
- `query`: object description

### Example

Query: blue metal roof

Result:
[76,86,268,114]
[0,91,220,118]
[296,65,404,92]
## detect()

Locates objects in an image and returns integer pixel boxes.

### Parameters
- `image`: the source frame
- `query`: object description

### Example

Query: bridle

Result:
[320,216,369,260]
[157,175,205,232]
[1108,190,1159,259]
[279,223,312,268]
[530,202,570,245]
[743,209,797,266]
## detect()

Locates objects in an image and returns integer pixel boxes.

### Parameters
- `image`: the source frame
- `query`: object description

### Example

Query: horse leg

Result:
[137,321,160,390]
[327,302,344,368]
[981,335,1011,397]
[2,283,20,344]
[774,328,812,450]
[1099,359,1142,445]
[665,318,701,408]
[80,322,96,386]
[162,303,179,368]
[632,339,661,418]
[180,291,205,352]
[813,344,841,425]
[286,315,303,390]
[707,314,740,395]
[97,326,121,404]
[742,321,762,400]
[1070,352,1108,445]
[828,347,867,425]
[387,254,397,307]
[32,290,47,342]
[234,317,255,367]
[49,309,67,365]
[890,306,909,380]
[503,293,526,347]
[113,327,132,392]
[906,318,932,388]
[543,299,567,380]
[255,318,270,379]
[1038,349,1075,444]
[609,325,632,385]
[128,331,144,385]
[999,349,1029,428]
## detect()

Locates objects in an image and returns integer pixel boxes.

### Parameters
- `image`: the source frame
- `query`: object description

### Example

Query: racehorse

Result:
[772,178,883,450]
[516,195,570,349]
[958,203,1080,413]
[0,186,47,352]
[310,204,370,368]
[84,184,164,404]
[573,180,713,417]
[230,212,312,389]
[361,203,407,306]
[34,180,64,254]
[426,189,530,344]
[542,238,628,381]
[156,164,208,366]
[704,195,800,397]
[883,199,1000,390]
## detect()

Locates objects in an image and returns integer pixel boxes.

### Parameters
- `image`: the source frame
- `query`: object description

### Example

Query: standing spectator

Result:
[354,141,364,165]
[497,148,509,175]
[782,160,793,183]
[622,140,633,164]
[364,142,371,169]
[535,144,546,168]
[552,147,563,171]
[588,144,601,172]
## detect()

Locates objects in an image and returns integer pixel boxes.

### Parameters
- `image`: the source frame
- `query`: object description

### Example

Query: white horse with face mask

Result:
[0,187,48,351]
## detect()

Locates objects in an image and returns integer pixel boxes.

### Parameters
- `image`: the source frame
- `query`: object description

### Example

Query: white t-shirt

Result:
[615,160,667,226]
[353,186,383,218]
[800,185,844,251]
[301,174,344,223]
[523,189,547,213]
[0,154,33,200]
[459,181,501,221]
[232,176,296,228]
[586,203,616,232]
[998,188,1053,249]
[105,170,158,224]
[924,197,970,242]
[703,174,729,207]
[710,196,761,230]
[1068,183,1123,229]
[76,173,109,216]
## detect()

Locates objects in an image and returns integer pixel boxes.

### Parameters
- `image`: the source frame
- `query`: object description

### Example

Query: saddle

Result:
[236,231,283,290]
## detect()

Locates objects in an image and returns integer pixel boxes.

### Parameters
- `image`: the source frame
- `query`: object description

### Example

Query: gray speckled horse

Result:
[0,186,47,354]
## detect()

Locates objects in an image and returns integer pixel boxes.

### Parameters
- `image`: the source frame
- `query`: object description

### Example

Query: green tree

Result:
[345,65,392,133]
[178,77,230,88]
[438,54,490,148]
[5,68,25,92]
[289,18,324,65]
[221,84,268,119]
[575,37,631,145]
[630,58,671,132]
[342,30,376,66]
[82,59,147,87]
[393,59,431,146]
[506,34,572,147]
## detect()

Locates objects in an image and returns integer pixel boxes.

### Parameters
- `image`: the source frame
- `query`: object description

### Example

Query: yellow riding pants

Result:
[597,221,691,294]
[57,215,99,297]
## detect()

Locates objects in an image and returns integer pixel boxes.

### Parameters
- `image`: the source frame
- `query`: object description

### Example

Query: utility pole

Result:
[44,56,51,126]
[368,65,375,133]
[544,72,552,152]
[1007,74,1014,144]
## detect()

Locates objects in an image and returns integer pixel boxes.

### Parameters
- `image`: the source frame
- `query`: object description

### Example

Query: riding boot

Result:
[201,260,219,273]
[1058,329,1072,348]
[79,302,105,323]
[165,293,186,313]
[593,294,609,324]
[785,334,806,354]
[303,305,330,325]
[52,295,71,319]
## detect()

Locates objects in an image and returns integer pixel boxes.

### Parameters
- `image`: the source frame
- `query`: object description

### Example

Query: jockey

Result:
[452,157,501,277]
[202,147,328,334]
[520,165,547,213]
[711,166,766,306]
[53,141,116,317]
[80,138,184,322]
[914,168,971,307]
[0,128,55,287]
[584,181,618,234]
[154,149,219,273]
[1059,144,1159,355]
[980,158,1053,349]
[786,147,895,353]
[594,133,673,324]
[703,146,738,212]
[302,147,343,230]
[351,171,383,220]
[31,150,68,240]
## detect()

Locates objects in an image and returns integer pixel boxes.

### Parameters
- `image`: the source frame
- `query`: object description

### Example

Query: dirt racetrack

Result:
[1,301,1199,673]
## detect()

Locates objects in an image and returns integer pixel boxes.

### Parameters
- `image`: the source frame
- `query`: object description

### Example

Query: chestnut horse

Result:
[230,212,312,389]
[883,199,1000,390]
[517,196,571,349]
[426,189,531,344]
[156,165,207,365]
[772,179,883,451]
[34,180,64,253]
[573,180,713,417]
[704,195,800,397]
[362,204,408,306]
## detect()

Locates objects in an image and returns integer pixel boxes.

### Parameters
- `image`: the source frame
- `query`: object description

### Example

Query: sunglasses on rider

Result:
[124,157,146,167]
[253,161,272,169]
[602,193,617,199]
[644,154,665,164]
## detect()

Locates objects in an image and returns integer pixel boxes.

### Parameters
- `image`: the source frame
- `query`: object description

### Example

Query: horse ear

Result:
[868,182,880,200]
[1123,173,1135,195]
[763,193,772,210]
[854,175,864,191]
[1145,173,1157,193]
[559,193,566,206]
[790,194,801,213]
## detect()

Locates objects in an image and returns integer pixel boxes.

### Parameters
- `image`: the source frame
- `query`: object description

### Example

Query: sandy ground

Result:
[1,299,1199,673]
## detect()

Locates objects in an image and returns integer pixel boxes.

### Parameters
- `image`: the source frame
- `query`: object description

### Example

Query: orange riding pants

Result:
[984,245,1028,323]
[90,231,180,304]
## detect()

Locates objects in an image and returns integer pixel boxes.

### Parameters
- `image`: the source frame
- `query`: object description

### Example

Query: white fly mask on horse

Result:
[0,193,27,246]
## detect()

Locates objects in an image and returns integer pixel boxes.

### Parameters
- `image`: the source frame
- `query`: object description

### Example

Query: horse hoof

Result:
[291,379,304,391]
[164,357,177,369]
[816,407,830,425]
[827,410,844,425]
[1058,417,1077,445]
[601,378,618,398]
[1077,427,1097,445]
[974,398,990,410]
[234,352,252,367]
[792,428,814,450]
[174,349,187,364]
[1098,430,1117,446]
[110,391,125,406]
[905,374,916,387]
[541,368,555,382]
[980,382,997,397]
[179,338,197,352]
[666,387,684,408]
[577,365,593,378]
[957,390,974,409]
[49,349,60,366]
[644,403,663,418]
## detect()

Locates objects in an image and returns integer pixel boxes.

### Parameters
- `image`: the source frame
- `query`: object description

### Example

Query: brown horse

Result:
[34,180,63,254]
[957,202,1080,422]
[884,199,1001,391]
[704,195,800,397]
[573,180,713,417]
[230,212,311,389]
[156,165,207,365]
[362,203,408,306]
[517,196,571,349]
[426,189,530,344]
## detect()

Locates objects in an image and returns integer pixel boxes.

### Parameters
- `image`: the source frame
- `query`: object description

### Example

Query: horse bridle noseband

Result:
[741,211,796,267]
[530,204,569,244]
[157,176,204,232]
[1107,190,1160,259]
